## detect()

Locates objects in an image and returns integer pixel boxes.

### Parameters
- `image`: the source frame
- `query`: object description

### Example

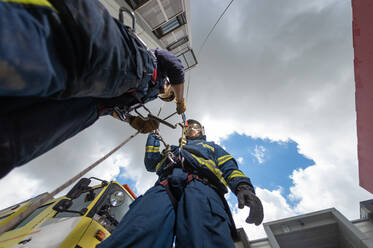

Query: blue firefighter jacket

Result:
[144,134,253,194]
[0,0,184,178]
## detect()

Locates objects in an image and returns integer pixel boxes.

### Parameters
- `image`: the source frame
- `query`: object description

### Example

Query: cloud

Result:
[233,187,297,240]
[0,171,43,209]
[250,145,266,164]
[237,157,244,164]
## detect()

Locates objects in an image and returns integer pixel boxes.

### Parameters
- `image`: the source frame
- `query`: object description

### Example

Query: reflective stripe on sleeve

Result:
[2,0,54,8]
[146,146,160,153]
[227,170,248,182]
[217,155,233,166]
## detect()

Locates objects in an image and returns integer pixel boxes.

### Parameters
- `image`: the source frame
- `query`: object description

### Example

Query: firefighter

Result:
[97,120,264,248]
[0,0,186,178]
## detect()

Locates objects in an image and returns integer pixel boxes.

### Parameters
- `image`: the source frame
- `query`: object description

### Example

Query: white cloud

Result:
[0,171,43,209]
[250,145,266,164]
[233,187,297,239]
[237,157,244,164]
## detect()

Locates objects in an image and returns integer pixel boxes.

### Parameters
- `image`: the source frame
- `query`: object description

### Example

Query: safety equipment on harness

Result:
[235,183,264,226]
[158,168,239,241]
[158,83,175,102]
[179,137,187,147]
[176,98,186,114]
[185,119,204,139]
[129,116,159,133]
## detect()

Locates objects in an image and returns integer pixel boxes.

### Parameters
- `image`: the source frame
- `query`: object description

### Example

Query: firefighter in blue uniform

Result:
[98,119,264,248]
[0,0,186,178]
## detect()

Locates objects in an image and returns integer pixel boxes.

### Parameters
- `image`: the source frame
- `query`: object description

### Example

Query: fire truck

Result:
[0,178,136,247]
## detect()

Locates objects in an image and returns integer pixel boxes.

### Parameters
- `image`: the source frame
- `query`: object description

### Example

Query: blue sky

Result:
[220,133,314,206]
[118,168,138,194]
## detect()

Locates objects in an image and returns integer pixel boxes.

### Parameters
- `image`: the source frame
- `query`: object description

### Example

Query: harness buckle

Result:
[201,177,209,185]
[159,179,168,186]
[186,173,209,185]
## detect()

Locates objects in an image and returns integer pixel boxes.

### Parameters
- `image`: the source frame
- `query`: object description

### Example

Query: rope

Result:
[186,0,235,101]
[0,132,139,235]
[186,70,192,102]
[197,0,235,56]
[50,131,139,196]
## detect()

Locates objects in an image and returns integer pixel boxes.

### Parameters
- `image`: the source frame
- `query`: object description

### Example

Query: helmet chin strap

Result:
[186,133,202,140]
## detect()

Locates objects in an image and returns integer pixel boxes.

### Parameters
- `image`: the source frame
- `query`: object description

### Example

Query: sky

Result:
[1,0,373,240]
[220,133,314,205]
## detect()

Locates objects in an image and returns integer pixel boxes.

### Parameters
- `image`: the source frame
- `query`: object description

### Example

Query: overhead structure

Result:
[352,0,373,194]
[123,0,198,71]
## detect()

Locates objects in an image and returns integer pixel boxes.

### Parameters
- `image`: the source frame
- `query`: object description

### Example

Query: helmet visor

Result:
[185,122,202,138]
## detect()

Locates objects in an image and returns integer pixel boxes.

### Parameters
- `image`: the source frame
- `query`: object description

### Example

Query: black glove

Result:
[236,183,264,225]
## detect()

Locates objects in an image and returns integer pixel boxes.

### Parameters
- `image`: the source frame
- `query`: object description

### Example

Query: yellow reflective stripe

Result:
[217,155,232,162]
[217,155,233,166]
[3,0,54,8]
[227,170,248,182]
[146,149,159,153]
[145,146,159,153]
[146,146,159,150]
[190,154,228,187]
[155,156,168,172]
[197,142,215,152]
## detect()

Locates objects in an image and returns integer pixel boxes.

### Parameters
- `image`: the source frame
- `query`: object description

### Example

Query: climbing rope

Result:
[186,0,235,102]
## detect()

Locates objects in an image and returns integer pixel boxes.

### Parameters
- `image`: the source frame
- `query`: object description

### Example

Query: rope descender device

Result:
[134,104,183,130]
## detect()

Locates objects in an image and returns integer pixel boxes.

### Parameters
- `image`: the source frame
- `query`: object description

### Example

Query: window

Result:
[167,36,189,51]
[153,13,187,39]
[90,184,134,232]
[12,203,53,229]
[125,0,149,10]
[177,48,198,71]
[54,187,103,218]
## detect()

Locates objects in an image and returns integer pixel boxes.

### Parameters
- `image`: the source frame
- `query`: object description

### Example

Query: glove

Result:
[236,183,264,225]
[176,98,186,114]
[130,117,159,133]
[111,111,121,121]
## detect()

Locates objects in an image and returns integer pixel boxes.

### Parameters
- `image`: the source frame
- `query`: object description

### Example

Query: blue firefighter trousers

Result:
[97,179,235,248]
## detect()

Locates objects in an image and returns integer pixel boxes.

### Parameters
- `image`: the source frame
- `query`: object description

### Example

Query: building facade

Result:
[234,199,373,248]
[98,0,197,71]
[352,0,373,194]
